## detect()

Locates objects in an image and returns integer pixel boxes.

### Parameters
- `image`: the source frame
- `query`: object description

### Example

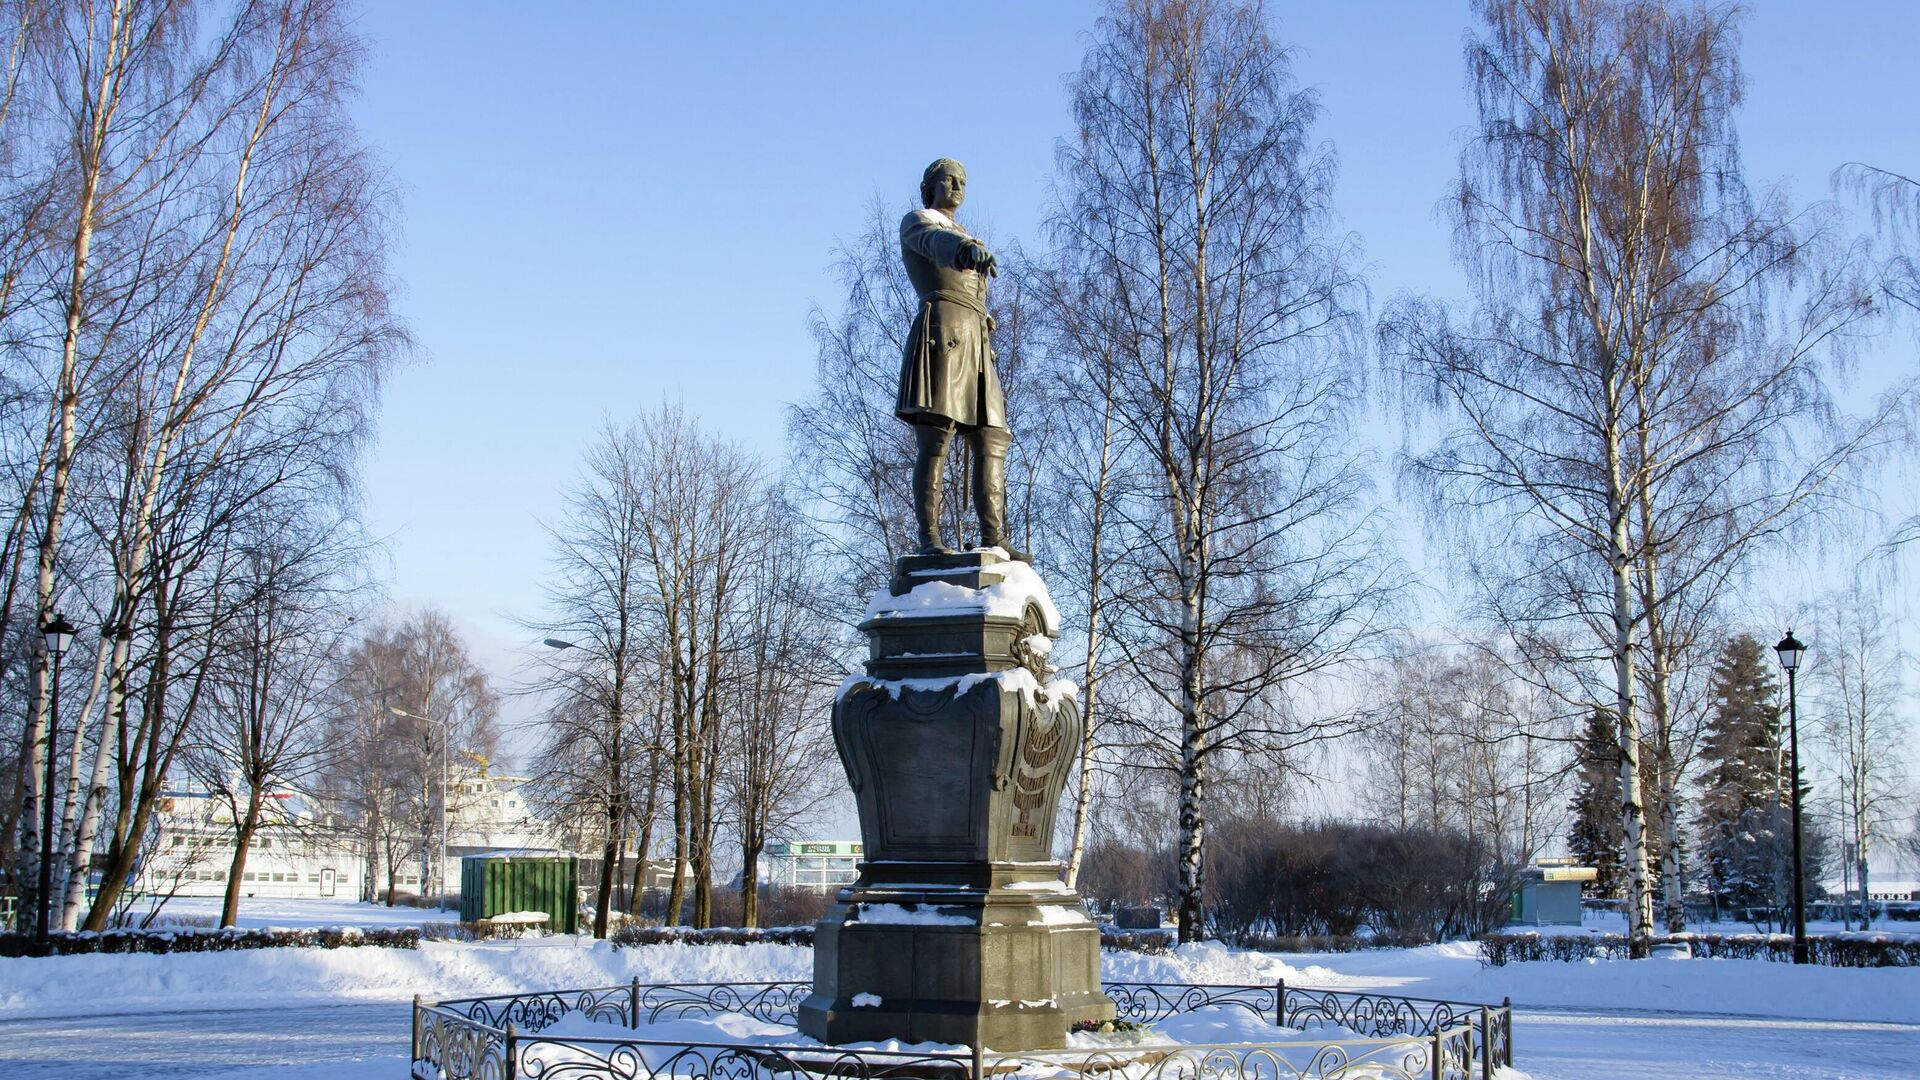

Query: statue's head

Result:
[921,158,967,212]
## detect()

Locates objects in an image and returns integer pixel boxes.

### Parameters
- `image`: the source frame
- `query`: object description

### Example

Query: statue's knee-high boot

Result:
[913,423,955,555]
[972,426,1031,562]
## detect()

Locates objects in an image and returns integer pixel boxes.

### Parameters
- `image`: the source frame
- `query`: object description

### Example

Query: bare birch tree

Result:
[1381,0,1888,949]
[1811,580,1912,928]
[1055,0,1396,942]
[720,490,837,927]
[184,496,361,926]
[11,0,239,927]
[1032,214,1131,889]
[75,0,399,930]
[321,610,500,905]
[526,417,662,937]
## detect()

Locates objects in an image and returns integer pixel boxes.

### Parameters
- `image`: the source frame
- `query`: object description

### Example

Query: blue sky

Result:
[346,1,1917,749]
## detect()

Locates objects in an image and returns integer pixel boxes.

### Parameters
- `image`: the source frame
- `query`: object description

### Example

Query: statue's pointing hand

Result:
[960,240,999,277]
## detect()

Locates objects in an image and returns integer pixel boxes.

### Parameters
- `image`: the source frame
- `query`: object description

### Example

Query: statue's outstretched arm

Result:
[901,211,972,270]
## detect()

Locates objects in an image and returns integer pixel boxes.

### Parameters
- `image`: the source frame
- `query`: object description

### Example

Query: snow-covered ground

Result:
[1,905,1916,1077]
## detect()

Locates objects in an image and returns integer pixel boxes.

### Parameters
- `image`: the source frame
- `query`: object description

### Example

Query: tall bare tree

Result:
[611,404,764,928]
[720,490,837,927]
[1812,580,1912,928]
[321,609,500,905]
[11,0,241,927]
[526,417,662,937]
[1032,215,1130,890]
[1382,0,1888,948]
[183,497,361,926]
[1053,0,1396,942]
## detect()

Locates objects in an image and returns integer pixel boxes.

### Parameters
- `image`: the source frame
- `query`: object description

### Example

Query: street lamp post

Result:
[1773,630,1809,966]
[390,706,449,910]
[36,612,77,947]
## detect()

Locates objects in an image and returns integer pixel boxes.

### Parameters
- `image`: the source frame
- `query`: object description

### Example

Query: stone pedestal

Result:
[797,550,1114,1050]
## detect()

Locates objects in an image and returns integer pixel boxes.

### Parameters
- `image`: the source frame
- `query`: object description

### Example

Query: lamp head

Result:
[1774,630,1806,673]
[42,612,77,658]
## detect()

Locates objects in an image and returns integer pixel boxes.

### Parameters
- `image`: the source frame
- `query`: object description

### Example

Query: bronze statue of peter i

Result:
[897,158,1027,561]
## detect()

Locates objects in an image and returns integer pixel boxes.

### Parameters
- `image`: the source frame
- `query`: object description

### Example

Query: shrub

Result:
[1233,929,1444,952]
[1478,931,1920,968]
[1100,930,1174,953]
[1206,819,1517,943]
[0,925,421,958]
[419,921,519,942]
[756,887,836,928]
[609,924,814,949]
[604,922,1184,954]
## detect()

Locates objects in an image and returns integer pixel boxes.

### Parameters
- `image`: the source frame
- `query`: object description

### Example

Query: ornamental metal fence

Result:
[411,979,1515,1080]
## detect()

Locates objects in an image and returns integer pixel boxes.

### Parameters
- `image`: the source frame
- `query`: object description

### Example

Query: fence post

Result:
[972,1042,985,1080]
[1430,1029,1442,1080]
[630,976,641,1029]
[1274,978,1286,1027]
[410,994,421,1066]
[1479,1007,1492,1080]
[1502,997,1513,1065]
[505,1020,518,1080]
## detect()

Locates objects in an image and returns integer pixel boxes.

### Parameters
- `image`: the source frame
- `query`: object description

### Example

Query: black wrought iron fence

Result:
[411,979,1515,1080]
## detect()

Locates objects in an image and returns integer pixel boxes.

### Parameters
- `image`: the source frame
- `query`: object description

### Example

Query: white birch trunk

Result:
[1610,518,1655,946]
[57,638,114,929]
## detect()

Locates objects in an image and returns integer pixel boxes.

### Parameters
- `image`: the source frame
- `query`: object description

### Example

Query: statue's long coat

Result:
[896,208,1006,430]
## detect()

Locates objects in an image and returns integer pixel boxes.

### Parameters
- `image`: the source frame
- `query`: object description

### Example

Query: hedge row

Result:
[606,923,1186,953]
[610,924,815,948]
[1479,931,1920,968]
[0,925,421,958]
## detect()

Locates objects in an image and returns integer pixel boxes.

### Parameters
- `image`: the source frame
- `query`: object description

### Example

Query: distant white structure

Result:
[443,766,548,859]
[1510,858,1597,926]
[764,840,863,892]
[1823,879,1920,903]
[141,786,364,900]
[140,765,558,902]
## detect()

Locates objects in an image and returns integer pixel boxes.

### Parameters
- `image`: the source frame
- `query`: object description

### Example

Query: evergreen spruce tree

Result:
[1697,634,1822,925]
[1568,710,1626,898]
[1568,709,1664,903]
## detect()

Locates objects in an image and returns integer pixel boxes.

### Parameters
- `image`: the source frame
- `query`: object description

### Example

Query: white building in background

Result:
[139,764,558,902]
[141,786,365,900]
[763,840,863,892]
[444,765,548,859]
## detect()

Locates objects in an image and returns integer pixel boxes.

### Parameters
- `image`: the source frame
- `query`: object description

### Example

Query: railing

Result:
[1278,981,1513,1080]
[412,979,1514,1080]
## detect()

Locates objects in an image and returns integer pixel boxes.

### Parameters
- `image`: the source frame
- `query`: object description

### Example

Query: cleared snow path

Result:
[0,1002,403,1078]
[1512,1008,1920,1079]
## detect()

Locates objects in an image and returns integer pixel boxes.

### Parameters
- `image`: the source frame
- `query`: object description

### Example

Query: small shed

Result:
[1510,859,1597,926]
[459,850,578,933]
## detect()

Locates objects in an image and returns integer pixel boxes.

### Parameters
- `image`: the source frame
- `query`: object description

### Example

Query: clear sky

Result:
[345,1,1918,756]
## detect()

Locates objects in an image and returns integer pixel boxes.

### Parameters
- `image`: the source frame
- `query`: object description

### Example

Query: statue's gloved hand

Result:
[960,240,999,277]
